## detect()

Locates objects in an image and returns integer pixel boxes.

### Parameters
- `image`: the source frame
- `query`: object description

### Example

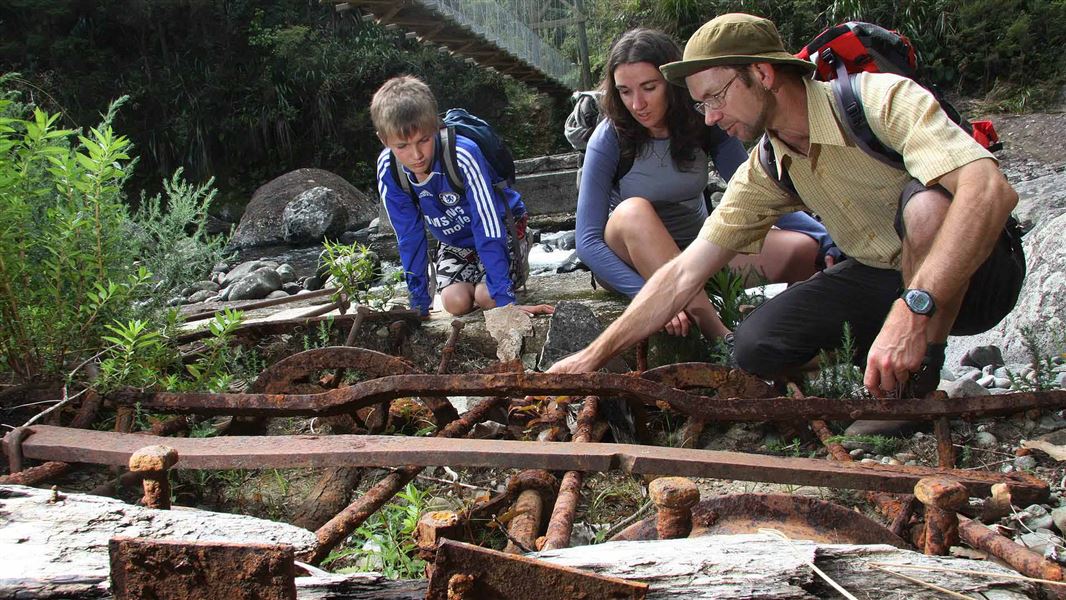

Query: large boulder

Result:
[1012,171,1066,232]
[229,169,376,249]
[228,267,284,301]
[948,212,1066,367]
[282,186,348,244]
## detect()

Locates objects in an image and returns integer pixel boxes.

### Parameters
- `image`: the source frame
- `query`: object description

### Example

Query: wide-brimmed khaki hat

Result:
[661,13,815,85]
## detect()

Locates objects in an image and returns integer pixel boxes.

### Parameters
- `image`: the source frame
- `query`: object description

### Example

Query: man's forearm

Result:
[582,241,736,369]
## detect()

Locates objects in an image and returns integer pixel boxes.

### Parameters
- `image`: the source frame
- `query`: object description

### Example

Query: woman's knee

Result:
[606,197,657,236]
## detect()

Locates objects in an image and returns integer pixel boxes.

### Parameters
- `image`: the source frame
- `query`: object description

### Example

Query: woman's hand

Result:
[664,310,692,337]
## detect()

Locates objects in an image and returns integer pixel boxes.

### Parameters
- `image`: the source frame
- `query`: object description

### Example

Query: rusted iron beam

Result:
[649,477,700,539]
[426,539,647,600]
[109,537,296,600]
[114,372,1066,422]
[306,395,506,565]
[960,516,1066,584]
[543,397,600,551]
[0,461,70,486]
[14,425,1050,504]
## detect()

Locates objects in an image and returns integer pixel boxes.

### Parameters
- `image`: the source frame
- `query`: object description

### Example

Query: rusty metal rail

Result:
[110,372,1066,422]
[8,425,1049,504]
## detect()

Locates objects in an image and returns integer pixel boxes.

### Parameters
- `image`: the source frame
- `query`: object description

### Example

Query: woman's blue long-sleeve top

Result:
[574,120,832,298]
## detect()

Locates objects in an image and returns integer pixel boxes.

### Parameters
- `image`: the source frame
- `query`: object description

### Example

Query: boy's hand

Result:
[516,304,554,316]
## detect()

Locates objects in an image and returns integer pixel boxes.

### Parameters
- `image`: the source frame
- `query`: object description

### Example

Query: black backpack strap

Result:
[757,133,798,198]
[389,150,415,201]
[439,126,465,193]
[824,49,905,170]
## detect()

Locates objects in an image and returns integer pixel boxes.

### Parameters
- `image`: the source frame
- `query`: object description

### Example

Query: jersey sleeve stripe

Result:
[456,147,501,238]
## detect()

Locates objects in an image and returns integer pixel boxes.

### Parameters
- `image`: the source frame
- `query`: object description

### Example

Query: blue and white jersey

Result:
[377,134,525,313]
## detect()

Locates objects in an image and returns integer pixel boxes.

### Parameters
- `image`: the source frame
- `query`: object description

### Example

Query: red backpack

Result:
[759,22,1002,195]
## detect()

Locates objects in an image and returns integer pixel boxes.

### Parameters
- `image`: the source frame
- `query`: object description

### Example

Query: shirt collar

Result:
[764,78,848,175]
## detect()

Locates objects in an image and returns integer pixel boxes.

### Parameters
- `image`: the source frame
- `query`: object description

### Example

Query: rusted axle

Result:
[10,425,1049,504]
[111,373,1066,422]
[542,397,600,551]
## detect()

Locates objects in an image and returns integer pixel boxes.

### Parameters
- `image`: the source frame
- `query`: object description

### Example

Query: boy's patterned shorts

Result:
[435,215,529,292]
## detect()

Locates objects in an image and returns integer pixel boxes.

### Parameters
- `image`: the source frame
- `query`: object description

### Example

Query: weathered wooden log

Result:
[533,533,1036,599]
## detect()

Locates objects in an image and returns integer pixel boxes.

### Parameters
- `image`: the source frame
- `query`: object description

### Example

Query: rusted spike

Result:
[543,397,601,551]
[388,319,411,355]
[636,339,648,373]
[649,477,700,539]
[959,516,1066,584]
[437,320,465,375]
[0,460,69,486]
[344,305,374,347]
[128,445,178,510]
[505,488,545,554]
[934,417,955,468]
[915,477,967,555]
[109,537,296,600]
[980,483,1013,523]
[305,395,505,565]
[889,496,919,539]
[504,470,559,553]
[416,510,462,563]
[426,539,647,600]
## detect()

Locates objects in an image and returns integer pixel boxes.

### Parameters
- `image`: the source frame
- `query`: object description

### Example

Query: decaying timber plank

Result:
[0,485,315,599]
[533,533,1035,599]
[14,425,1049,503]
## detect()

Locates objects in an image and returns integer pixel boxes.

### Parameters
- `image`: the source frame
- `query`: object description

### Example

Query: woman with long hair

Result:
[575,28,833,339]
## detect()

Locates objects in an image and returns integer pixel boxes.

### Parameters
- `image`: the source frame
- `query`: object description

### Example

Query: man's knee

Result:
[900,186,951,248]
[733,318,811,377]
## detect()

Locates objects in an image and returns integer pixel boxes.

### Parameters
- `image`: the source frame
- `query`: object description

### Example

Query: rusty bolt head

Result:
[508,470,559,498]
[649,477,700,509]
[128,445,178,473]
[914,477,968,510]
[416,510,460,550]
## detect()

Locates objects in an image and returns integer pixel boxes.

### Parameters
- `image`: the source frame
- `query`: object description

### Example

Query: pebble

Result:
[848,448,866,459]
[1019,529,1058,555]
[994,377,1013,389]
[976,374,996,388]
[1015,455,1038,471]
[973,431,998,448]
[894,452,917,463]
[1052,506,1066,534]
[860,458,879,465]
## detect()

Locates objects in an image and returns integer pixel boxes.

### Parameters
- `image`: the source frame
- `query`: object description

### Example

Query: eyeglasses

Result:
[694,73,739,115]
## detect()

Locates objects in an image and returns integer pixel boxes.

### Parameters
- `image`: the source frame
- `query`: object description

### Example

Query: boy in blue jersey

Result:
[371,76,552,317]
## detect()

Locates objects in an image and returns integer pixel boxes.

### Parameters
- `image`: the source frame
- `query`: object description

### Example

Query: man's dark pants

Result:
[732,197,1026,377]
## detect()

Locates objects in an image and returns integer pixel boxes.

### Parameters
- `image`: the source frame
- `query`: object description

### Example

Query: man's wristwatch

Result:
[901,288,936,317]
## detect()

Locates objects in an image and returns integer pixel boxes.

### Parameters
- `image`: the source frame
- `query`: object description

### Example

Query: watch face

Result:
[905,290,933,314]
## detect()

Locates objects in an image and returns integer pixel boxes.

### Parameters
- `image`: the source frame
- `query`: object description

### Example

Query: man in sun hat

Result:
[550,13,1024,434]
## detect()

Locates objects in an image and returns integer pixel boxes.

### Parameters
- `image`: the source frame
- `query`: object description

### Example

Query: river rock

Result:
[960,345,1005,370]
[940,377,989,399]
[228,267,283,301]
[948,213,1066,368]
[220,259,269,287]
[229,168,376,249]
[282,186,348,245]
[276,263,297,284]
[537,301,603,371]
[187,289,217,304]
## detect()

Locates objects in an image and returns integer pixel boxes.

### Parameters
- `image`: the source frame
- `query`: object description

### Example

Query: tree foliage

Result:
[0,1,567,202]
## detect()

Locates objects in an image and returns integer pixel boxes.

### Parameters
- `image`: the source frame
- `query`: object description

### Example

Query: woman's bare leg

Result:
[727,228,821,286]
[605,197,730,338]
